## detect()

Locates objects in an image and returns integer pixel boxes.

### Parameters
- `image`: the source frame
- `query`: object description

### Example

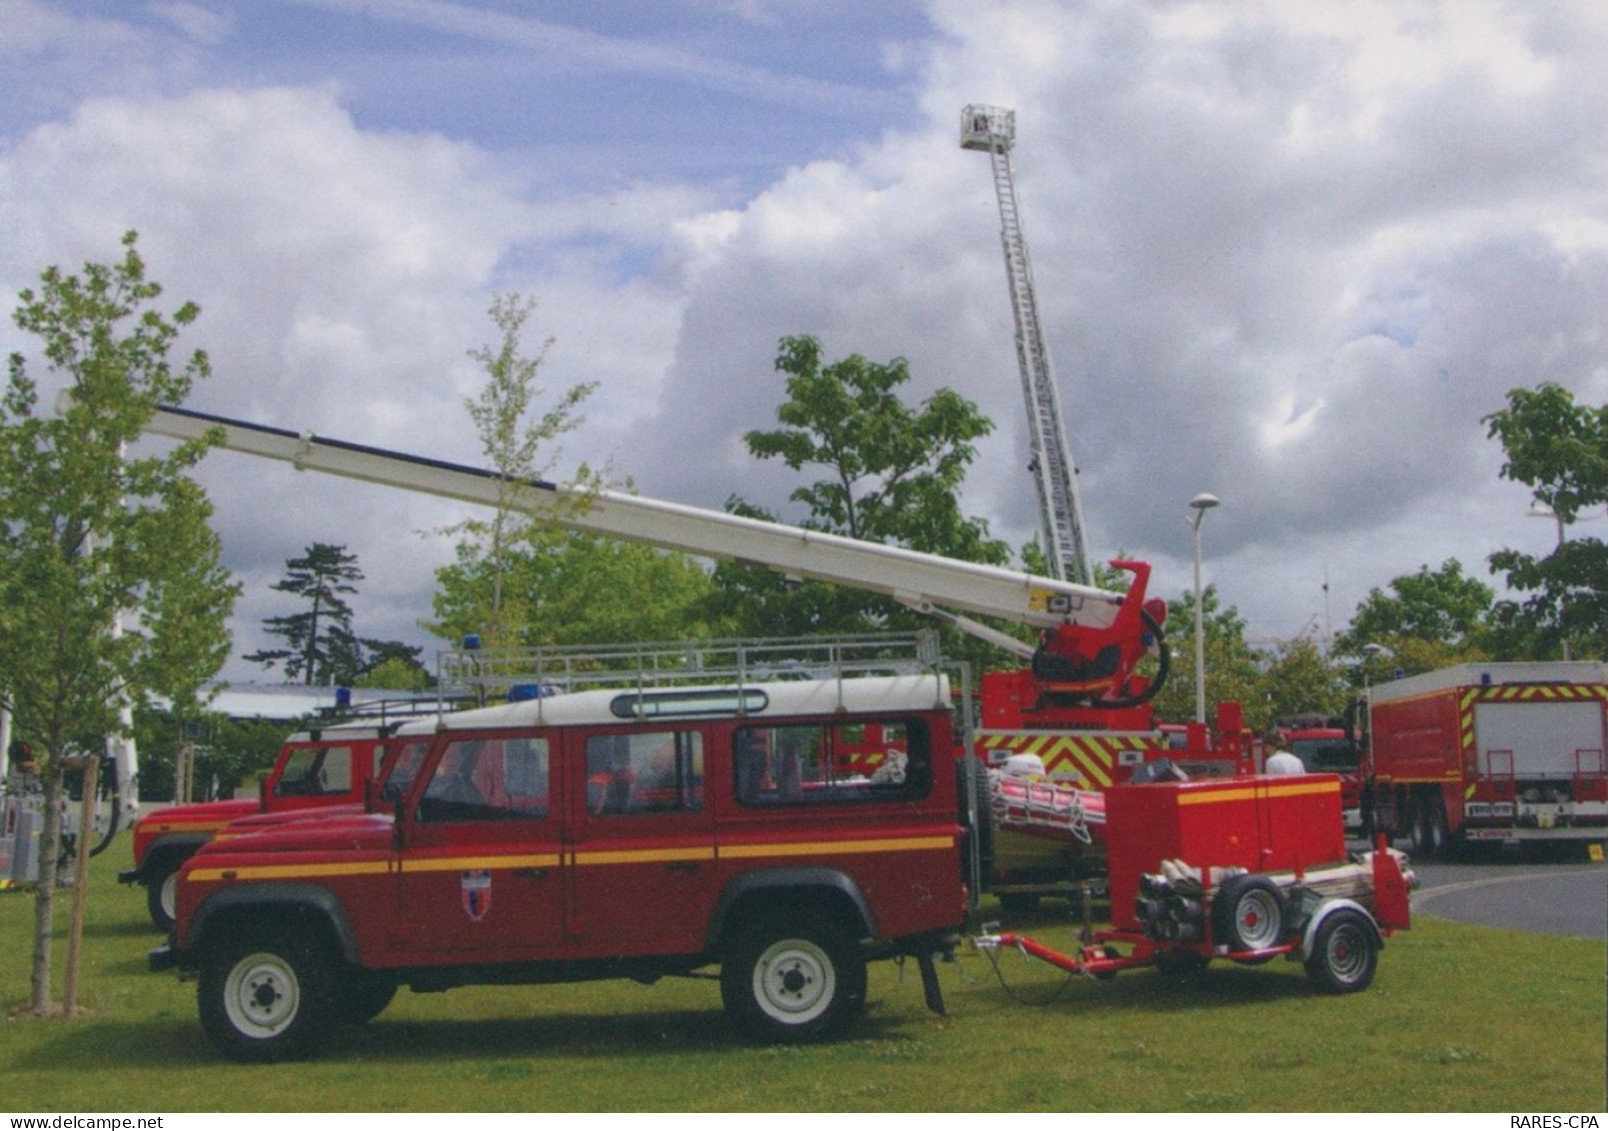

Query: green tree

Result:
[132,708,289,802]
[0,233,237,1014]
[1334,559,1494,661]
[354,641,432,691]
[444,294,597,650]
[1259,638,1349,725]
[432,526,717,651]
[712,336,1009,657]
[1149,586,1264,729]
[744,336,1005,558]
[246,543,366,685]
[1484,383,1608,660]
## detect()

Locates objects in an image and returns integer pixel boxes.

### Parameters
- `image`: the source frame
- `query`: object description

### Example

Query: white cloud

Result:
[3,0,1605,682]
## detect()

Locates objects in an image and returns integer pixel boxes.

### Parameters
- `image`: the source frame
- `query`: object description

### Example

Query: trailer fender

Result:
[1301,898,1383,957]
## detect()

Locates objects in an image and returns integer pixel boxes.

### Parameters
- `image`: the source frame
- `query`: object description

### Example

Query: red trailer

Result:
[975,772,1414,992]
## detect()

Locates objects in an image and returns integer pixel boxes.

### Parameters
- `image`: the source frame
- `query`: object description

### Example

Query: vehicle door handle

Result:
[512,868,548,880]
[664,861,701,874]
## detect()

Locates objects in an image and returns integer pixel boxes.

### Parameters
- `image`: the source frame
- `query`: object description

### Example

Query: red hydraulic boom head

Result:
[1030,560,1169,711]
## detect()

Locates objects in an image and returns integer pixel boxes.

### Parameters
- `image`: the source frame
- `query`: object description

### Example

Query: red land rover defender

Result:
[121,723,395,930]
[152,672,972,1059]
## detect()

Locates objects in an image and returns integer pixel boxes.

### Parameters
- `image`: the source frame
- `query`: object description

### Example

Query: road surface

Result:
[1407,853,1607,941]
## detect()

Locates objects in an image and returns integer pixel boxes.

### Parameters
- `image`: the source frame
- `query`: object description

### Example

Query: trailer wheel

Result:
[1212,875,1287,952]
[1304,909,1378,994]
[721,914,866,1043]
[198,926,336,1062]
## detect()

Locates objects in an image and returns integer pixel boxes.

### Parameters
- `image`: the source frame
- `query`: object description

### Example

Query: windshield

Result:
[378,738,433,802]
[1290,738,1361,773]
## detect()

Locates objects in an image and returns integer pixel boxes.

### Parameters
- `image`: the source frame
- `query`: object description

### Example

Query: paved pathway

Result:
[1407,856,1607,941]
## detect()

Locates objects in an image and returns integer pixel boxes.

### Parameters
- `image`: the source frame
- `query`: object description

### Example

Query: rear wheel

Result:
[1412,793,1451,859]
[1304,909,1379,994]
[198,927,336,1062]
[721,914,866,1043]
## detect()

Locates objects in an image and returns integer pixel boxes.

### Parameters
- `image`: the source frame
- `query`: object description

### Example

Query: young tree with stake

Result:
[0,233,237,1014]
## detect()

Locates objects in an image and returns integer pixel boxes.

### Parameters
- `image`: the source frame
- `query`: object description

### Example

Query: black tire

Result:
[337,972,398,1026]
[198,927,337,1062]
[720,914,866,1043]
[146,864,180,933]
[1211,874,1287,952]
[1412,792,1451,860]
[1304,908,1379,994]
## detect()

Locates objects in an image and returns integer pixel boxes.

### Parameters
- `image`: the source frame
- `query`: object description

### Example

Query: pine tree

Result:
[247,543,365,685]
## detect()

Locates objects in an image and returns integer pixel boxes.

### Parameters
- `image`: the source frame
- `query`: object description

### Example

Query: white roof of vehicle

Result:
[1368,661,1608,704]
[424,673,953,732]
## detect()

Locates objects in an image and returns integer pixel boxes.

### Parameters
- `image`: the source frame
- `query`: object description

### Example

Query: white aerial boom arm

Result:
[146,406,1125,657]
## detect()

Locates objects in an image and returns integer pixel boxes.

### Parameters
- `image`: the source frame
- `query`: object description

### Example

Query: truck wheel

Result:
[1304,909,1379,994]
[721,914,866,1043]
[198,927,335,1062]
[1412,794,1450,860]
[146,867,179,932]
[1211,875,1287,952]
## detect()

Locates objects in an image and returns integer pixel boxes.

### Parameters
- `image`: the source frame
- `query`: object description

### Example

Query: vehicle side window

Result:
[585,731,703,816]
[735,720,929,807]
[418,736,549,822]
[273,746,352,798]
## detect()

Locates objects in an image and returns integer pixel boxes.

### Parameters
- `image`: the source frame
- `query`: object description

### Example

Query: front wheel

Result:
[1304,909,1379,994]
[197,927,336,1062]
[721,914,866,1043]
[146,866,179,932]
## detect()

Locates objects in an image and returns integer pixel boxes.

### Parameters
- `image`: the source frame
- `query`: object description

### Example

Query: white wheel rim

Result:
[1325,923,1369,984]
[223,952,301,1039]
[1233,888,1283,950]
[752,938,836,1025]
[158,873,178,923]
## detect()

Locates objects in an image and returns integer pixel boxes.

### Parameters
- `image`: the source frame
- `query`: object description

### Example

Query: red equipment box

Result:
[1105,775,1347,930]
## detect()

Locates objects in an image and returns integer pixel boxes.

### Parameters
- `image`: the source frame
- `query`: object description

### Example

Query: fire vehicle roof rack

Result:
[436,630,962,716]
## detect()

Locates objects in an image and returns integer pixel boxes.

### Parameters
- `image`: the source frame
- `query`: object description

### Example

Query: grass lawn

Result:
[2,838,1604,1112]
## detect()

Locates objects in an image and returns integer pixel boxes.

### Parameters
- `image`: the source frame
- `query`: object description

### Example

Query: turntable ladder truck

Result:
[961,103,1092,588]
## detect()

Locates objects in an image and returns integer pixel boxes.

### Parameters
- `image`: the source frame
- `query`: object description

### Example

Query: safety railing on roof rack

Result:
[436,631,950,705]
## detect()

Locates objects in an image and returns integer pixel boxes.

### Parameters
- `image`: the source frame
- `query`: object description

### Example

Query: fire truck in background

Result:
[1272,716,1366,833]
[1365,662,1608,856]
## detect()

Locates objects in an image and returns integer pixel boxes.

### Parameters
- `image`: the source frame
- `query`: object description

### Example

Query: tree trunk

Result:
[30,759,64,1014]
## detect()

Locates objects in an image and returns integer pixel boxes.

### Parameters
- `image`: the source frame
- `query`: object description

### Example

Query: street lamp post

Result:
[1189,493,1221,724]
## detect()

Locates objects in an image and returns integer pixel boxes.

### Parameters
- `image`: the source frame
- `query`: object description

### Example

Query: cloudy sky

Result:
[4,0,1605,682]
